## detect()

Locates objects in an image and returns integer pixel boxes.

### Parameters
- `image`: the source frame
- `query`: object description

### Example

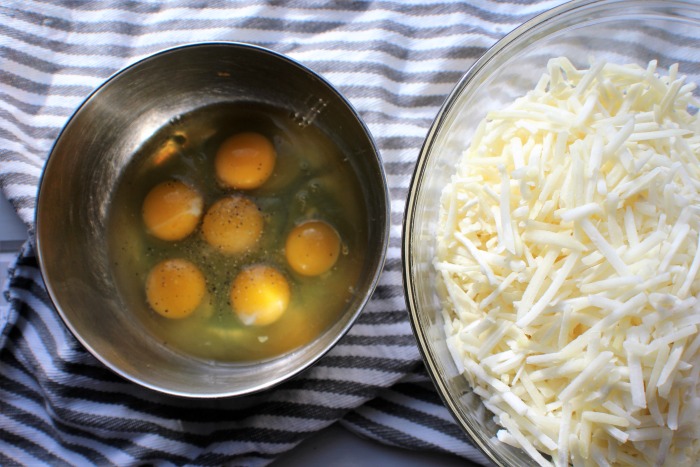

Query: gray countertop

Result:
[0,193,26,253]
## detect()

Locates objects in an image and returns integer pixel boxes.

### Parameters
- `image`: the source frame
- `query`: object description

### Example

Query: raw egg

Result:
[109,102,366,362]
[230,264,290,326]
[142,180,203,241]
[146,258,206,319]
[201,195,263,254]
[285,220,341,276]
[215,132,276,190]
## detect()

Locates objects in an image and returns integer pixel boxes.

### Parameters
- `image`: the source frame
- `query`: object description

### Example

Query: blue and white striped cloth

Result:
[0,1,564,465]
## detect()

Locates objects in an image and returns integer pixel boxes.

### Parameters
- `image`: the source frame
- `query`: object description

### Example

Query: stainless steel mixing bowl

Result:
[36,42,389,398]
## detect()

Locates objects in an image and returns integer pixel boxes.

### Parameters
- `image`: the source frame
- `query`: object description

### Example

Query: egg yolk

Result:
[285,220,341,276]
[215,132,276,190]
[230,265,290,326]
[146,258,206,319]
[201,195,264,254]
[142,180,203,241]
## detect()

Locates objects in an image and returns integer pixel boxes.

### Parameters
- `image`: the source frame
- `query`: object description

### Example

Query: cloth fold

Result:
[0,1,562,465]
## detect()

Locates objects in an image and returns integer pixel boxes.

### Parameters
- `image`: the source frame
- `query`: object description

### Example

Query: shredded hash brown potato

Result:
[437,58,700,466]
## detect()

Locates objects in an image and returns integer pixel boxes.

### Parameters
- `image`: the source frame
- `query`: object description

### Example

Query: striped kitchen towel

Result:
[0,1,564,465]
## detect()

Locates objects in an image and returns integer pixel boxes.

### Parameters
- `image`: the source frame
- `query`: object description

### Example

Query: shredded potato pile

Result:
[437,58,700,466]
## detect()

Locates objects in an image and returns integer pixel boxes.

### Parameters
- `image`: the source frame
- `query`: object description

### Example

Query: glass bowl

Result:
[402,1,700,465]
